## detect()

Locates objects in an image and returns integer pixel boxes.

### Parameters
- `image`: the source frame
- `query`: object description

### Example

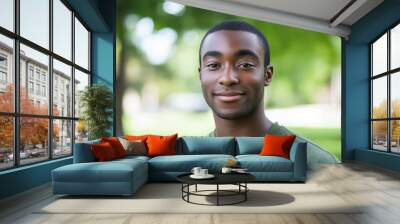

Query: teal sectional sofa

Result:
[52,136,307,196]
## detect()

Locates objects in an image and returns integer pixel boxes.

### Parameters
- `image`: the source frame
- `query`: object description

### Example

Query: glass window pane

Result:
[0,34,14,112]
[391,120,400,153]
[391,24,400,70]
[391,72,400,118]
[74,69,89,118]
[20,0,49,49]
[0,0,14,31]
[372,121,388,151]
[75,120,88,143]
[53,59,72,117]
[372,33,387,76]
[372,77,387,119]
[20,44,49,115]
[74,17,89,70]
[20,117,49,165]
[0,116,14,170]
[53,0,72,60]
[53,119,72,157]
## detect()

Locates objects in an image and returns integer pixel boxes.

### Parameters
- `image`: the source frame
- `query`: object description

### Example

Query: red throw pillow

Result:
[146,134,178,157]
[259,135,296,159]
[91,142,117,161]
[101,137,127,158]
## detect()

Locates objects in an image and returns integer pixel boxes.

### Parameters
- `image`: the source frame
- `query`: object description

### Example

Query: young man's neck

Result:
[213,109,273,137]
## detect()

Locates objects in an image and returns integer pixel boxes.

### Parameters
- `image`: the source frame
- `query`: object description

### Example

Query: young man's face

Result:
[199,30,271,120]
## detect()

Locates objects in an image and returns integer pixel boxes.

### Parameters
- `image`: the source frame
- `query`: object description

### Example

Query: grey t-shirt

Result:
[209,122,339,170]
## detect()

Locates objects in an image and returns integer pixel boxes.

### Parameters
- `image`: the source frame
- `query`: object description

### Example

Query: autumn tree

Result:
[0,84,60,151]
[372,99,400,142]
[0,85,14,149]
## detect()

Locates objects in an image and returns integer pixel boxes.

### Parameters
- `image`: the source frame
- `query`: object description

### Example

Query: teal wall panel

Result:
[343,0,400,171]
[0,158,72,199]
[355,149,400,172]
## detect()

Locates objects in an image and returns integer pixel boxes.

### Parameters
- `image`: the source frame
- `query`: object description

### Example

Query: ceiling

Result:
[171,0,384,38]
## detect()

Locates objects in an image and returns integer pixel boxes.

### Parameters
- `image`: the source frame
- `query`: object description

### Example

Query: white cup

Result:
[191,167,202,176]
[221,167,232,174]
[200,169,208,176]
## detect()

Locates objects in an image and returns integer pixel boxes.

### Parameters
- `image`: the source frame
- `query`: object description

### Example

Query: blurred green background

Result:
[117,0,341,160]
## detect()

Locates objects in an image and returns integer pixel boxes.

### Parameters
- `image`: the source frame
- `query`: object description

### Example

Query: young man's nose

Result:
[218,64,239,86]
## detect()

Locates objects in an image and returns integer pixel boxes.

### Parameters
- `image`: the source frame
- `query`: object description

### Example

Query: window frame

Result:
[370,20,400,154]
[0,0,92,171]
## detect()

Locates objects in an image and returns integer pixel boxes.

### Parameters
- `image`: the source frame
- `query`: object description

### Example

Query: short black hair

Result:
[199,20,270,67]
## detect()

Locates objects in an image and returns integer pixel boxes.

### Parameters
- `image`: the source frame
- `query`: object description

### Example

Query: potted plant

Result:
[79,84,113,140]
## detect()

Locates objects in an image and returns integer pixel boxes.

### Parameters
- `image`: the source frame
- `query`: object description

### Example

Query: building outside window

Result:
[28,67,34,80]
[35,70,40,81]
[0,71,7,88]
[35,83,40,95]
[28,81,34,94]
[41,85,46,97]
[41,73,46,83]
[0,54,7,67]
[0,54,7,89]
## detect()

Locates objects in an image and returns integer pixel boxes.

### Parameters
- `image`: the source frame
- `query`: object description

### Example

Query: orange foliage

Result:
[0,84,60,149]
[372,99,400,140]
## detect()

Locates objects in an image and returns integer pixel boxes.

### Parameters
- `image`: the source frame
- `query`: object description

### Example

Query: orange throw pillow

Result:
[91,142,117,161]
[101,137,127,158]
[259,135,296,159]
[146,134,178,157]
[124,135,150,141]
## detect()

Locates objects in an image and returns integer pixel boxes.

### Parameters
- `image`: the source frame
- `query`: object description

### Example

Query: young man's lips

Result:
[214,93,245,102]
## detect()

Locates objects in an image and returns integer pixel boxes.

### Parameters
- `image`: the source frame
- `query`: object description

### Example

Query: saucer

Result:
[190,174,215,179]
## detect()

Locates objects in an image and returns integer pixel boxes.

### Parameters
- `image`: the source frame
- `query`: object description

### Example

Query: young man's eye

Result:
[238,63,255,69]
[206,63,220,71]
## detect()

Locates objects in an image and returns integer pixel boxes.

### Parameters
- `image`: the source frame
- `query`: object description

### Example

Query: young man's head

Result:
[198,20,273,121]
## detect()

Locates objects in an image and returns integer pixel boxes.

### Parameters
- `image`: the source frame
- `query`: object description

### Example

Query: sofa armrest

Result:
[289,141,307,181]
[73,140,100,163]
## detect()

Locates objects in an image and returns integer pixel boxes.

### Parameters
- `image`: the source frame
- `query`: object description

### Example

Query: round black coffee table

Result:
[177,173,255,206]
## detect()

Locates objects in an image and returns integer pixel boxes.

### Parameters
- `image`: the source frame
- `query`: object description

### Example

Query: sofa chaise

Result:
[52,136,307,196]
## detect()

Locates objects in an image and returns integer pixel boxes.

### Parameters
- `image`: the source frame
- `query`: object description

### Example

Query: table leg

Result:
[187,184,190,202]
[217,184,219,206]
[195,184,197,192]
[245,183,247,201]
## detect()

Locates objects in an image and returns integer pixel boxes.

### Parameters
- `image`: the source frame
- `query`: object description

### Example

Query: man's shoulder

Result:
[271,122,339,162]
[267,122,293,135]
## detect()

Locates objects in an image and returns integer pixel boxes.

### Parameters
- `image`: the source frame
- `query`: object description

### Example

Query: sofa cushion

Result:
[91,142,118,161]
[124,135,151,149]
[177,137,235,155]
[148,154,235,172]
[118,138,147,156]
[52,158,147,183]
[101,137,127,158]
[236,137,263,155]
[147,134,178,157]
[73,139,100,163]
[115,155,150,163]
[260,135,296,159]
[124,134,149,142]
[236,155,293,172]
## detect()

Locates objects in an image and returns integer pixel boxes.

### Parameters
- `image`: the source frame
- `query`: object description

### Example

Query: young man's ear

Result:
[264,65,273,86]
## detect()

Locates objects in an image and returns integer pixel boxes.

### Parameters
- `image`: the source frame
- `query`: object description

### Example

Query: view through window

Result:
[0,0,91,170]
[371,22,400,153]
